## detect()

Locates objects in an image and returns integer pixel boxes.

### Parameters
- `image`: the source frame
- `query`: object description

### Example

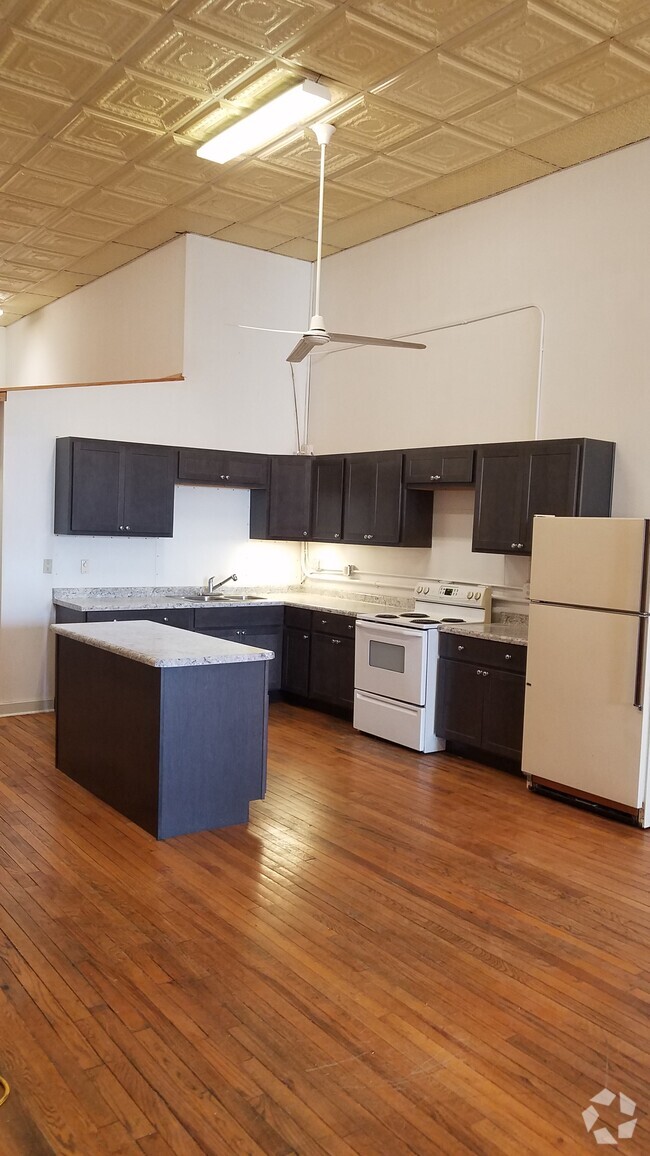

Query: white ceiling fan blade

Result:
[284,332,328,362]
[328,332,426,350]
[239,324,304,335]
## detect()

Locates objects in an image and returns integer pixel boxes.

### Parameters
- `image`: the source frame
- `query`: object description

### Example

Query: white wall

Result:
[0,234,310,711]
[306,137,650,594]
[5,240,186,388]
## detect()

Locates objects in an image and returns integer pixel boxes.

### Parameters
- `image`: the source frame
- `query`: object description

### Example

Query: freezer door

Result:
[522,602,644,807]
[529,517,648,612]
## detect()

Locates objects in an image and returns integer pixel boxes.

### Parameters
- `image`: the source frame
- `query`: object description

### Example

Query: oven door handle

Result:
[355,621,426,644]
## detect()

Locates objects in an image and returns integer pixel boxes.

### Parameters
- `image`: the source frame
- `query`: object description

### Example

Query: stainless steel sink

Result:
[183,593,265,602]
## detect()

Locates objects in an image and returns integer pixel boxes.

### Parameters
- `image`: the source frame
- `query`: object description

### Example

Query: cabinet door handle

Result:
[241,629,246,636]
[331,638,341,645]
[163,616,168,622]
[303,634,309,639]
[477,669,482,675]
[482,670,489,676]
[367,533,374,540]
[125,525,130,531]
[432,474,441,480]
[510,542,517,549]
[505,653,512,660]
[457,644,465,652]
[220,474,225,480]
[334,533,340,538]
[119,525,124,531]
[225,475,230,480]
[303,530,308,537]
[518,543,524,549]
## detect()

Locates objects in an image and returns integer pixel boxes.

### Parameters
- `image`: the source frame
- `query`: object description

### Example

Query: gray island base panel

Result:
[51,621,271,840]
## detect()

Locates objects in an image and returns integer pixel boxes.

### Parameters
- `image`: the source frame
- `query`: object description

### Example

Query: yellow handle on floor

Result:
[0,1075,9,1106]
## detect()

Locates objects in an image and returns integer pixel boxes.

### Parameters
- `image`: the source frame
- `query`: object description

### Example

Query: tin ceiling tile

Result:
[183,184,269,220]
[285,10,427,89]
[20,0,158,61]
[398,148,556,211]
[530,41,650,112]
[260,128,367,175]
[455,87,579,145]
[0,261,50,284]
[375,50,508,117]
[350,0,516,46]
[94,71,206,131]
[4,242,70,271]
[287,183,379,220]
[135,22,261,96]
[273,237,338,259]
[552,0,650,34]
[0,126,39,164]
[0,29,107,102]
[139,136,216,182]
[214,221,291,249]
[0,276,39,295]
[241,203,317,237]
[28,224,103,255]
[392,123,501,172]
[1,168,89,207]
[618,16,650,55]
[332,95,435,150]
[106,166,198,205]
[0,195,58,228]
[449,1,602,84]
[319,199,432,247]
[0,290,58,314]
[56,109,163,160]
[75,187,162,223]
[216,159,314,199]
[333,154,432,195]
[520,89,650,160]
[0,79,69,134]
[117,206,232,247]
[55,209,138,241]
[0,220,38,244]
[189,0,335,53]
[29,269,94,296]
[68,241,147,275]
[27,139,124,184]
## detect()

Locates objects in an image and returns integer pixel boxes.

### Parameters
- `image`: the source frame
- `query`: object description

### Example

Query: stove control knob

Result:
[416,585,422,594]
[423,586,429,594]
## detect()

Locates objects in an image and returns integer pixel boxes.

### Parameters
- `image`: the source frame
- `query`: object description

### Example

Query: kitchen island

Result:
[51,620,273,839]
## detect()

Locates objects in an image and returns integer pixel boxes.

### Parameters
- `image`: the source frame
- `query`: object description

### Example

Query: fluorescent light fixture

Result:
[197,79,331,164]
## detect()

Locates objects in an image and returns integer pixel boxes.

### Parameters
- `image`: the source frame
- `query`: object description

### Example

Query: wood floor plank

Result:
[1,705,650,1154]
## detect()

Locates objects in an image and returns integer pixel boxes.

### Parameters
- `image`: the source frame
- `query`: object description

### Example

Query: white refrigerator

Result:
[522,516,650,825]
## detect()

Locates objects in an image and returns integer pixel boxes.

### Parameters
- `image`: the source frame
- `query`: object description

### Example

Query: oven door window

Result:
[368,639,405,674]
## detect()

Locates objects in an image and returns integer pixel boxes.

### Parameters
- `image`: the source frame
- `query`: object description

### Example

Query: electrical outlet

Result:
[523,581,531,599]
[80,559,89,574]
[43,558,52,574]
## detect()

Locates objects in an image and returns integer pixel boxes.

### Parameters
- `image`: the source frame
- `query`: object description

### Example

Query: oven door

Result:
[354,620,427,706]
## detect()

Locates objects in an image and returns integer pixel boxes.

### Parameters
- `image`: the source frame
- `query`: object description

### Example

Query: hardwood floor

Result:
[0,704,649,1154]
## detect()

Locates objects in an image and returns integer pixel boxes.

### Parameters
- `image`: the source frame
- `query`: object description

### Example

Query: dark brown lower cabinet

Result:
[435,632,526,763]
[282,607,355,713]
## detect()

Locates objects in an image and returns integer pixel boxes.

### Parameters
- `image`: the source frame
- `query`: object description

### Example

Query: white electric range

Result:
[353,583,492,752]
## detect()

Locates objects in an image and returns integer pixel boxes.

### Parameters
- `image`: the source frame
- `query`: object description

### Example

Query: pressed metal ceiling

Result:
[2,0,650,326]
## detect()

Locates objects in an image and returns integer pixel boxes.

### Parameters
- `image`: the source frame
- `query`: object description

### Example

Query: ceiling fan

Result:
[241,122,426,364]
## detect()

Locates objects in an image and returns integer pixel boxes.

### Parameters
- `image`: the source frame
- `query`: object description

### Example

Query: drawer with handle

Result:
[438,631,526,673]
[311,611,356,638]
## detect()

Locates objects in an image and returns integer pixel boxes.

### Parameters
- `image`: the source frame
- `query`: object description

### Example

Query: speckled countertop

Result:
[439,622,528,645]
[52,587,410,617]
[51,620,274,668]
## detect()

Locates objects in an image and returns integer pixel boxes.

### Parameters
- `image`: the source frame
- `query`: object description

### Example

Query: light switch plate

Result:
[43,558,52,574]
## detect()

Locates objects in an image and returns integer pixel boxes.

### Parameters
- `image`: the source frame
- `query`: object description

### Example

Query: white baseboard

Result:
[0,700,54,717]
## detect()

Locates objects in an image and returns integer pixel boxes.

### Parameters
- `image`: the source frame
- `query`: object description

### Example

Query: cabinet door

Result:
[198,626,282,690]
[404,447,474,486]
[343,453,402,544]
[481,669,526,760]
[472,445,525,554]
[434,658,483,745]
[311,456,344,541]
[336,636,355,709]
[70,441,123,534]
[177,448,268,488]
[123,445,176,536]
[268,456,312,540]
[519,441,580,551]
[282,627,311,695]
[309,633,347,704]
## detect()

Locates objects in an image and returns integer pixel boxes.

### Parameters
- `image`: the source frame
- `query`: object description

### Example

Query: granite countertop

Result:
[439,622,528,646]
[52,587,410,618]
[51,620,275,668]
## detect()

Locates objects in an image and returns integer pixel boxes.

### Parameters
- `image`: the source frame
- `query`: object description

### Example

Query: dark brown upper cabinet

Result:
[177,448,268,488]
[310,455,345,542]
[54,437,176,537]
[404,445,475,487]
[472,438,615,555]
[249,454,313,541]
[343,451,433,547]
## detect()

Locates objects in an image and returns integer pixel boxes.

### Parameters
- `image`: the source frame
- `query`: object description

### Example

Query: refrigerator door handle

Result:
[634,614,647,709]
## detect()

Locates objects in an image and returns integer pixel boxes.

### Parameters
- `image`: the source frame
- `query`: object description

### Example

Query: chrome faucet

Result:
[207,572,237,593]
